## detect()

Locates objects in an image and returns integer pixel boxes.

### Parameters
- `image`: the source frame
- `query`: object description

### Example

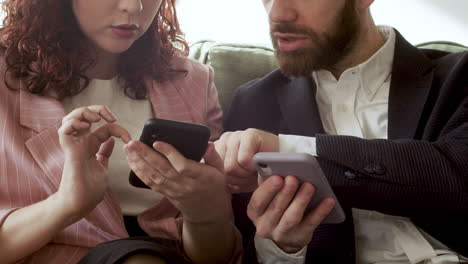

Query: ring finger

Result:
[126,149,175,193]
[263,176,300,226]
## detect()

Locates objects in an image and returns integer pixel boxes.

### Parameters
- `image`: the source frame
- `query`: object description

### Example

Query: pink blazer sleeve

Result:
[0,64,128,262]
[205,65,223,140]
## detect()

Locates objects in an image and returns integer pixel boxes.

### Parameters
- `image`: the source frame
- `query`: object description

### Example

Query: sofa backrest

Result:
[189,40,277,113]
[189,40,467,113]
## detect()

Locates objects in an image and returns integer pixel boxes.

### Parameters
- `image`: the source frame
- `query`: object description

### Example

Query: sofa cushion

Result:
[189,40,277,113]
[416,41,468,53]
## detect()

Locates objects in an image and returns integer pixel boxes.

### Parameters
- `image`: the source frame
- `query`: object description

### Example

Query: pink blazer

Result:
[0,56,241,263]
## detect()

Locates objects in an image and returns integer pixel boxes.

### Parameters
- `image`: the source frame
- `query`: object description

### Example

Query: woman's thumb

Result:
[203,142,224,172]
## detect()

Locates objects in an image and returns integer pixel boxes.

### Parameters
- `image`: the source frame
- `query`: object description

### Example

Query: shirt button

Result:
[364,164,386,175]
[344,170,357,179]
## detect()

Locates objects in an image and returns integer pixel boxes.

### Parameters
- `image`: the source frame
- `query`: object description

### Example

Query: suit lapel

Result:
[276,76,325,136]
[388,31,435,139]
[275,31,435,140]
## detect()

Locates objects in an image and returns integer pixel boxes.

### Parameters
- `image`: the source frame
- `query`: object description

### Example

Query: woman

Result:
[0,0,241,263]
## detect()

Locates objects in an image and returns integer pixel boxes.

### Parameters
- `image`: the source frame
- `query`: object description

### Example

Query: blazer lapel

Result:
[276,76,325,136]
[20,89,127,237]
[21,89,66,189]
[388,31,435,140]
[146,79,202,123]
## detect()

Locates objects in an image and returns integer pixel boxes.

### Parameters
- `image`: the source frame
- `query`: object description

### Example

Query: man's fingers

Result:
[262,176,300,227]
[247,175,284,221]
[237,131,260,171]
[223,135,241,171]
[300,198,335,232]
[276,182,314,234]
[203,142,224,172]
[214,132,230,160]
[224,137,254,180]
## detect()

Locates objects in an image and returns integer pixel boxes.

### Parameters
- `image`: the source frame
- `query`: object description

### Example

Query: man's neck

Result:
[330,24,386,79]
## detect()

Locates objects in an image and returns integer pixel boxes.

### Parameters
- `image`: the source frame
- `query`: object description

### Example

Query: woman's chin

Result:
[97,41,135,55]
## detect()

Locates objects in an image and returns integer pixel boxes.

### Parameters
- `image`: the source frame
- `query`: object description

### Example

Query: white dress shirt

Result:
[63,77,162,216]
[255,26,467,264]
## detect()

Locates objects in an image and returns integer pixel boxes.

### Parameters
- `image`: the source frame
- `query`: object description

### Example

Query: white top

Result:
[62,77,163,216]
[255,26,467,264]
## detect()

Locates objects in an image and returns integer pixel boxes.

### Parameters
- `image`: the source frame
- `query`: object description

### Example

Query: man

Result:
[215,0,468,263]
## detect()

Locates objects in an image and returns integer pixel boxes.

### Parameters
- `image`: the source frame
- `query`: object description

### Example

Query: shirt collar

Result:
[358,26,395,100]
[313,26,396,101]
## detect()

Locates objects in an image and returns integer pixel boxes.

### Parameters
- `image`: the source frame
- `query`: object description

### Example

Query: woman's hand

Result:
[125,140,231,224]
[57,105,131,221]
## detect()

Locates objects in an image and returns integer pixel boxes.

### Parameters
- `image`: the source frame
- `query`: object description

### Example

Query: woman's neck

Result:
[86,48,120,80]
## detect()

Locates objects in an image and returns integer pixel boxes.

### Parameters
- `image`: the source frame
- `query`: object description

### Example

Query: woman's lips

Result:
[111,24,138,39]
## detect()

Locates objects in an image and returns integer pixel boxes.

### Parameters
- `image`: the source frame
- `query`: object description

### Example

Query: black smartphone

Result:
[129,118,211,189]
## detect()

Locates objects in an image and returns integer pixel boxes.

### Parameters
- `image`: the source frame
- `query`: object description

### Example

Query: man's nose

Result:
[265,0,298,23]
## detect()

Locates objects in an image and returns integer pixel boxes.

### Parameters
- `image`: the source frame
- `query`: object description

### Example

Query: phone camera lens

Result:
[258,163,268,169]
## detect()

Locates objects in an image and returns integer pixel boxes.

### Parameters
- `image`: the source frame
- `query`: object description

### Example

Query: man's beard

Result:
[271,1,360,77]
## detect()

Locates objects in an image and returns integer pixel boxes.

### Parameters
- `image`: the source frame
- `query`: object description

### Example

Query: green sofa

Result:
[189,40,467,113]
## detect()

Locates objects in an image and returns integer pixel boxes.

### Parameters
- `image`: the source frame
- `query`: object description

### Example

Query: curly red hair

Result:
[0,0,188,99]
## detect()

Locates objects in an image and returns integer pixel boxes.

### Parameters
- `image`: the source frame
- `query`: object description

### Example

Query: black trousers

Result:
[78,216,191,264]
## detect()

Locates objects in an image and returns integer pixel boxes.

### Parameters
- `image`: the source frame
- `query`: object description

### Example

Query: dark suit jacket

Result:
[224,31,468,263]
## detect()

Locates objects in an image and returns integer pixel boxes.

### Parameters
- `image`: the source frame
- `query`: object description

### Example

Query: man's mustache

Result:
[270,23,313,36]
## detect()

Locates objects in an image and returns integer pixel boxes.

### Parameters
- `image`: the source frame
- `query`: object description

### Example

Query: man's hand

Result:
[248,175,335,253]
[215,128,279,192]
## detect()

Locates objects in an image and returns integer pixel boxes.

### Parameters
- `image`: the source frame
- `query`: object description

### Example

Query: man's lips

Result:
[274,33,308,52]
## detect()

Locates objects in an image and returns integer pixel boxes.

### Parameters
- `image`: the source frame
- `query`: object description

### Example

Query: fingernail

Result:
[270,176,283,188]
[153,141,164,150]
[127,140,139,151]
[121,135,131,144]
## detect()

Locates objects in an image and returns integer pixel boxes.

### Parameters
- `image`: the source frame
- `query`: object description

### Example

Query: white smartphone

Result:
[253,152,345,224]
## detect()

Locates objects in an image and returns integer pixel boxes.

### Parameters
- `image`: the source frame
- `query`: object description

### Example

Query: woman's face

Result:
[72,0,163,54]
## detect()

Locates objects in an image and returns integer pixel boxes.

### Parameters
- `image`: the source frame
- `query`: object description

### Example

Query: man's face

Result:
[264,0,360,77]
